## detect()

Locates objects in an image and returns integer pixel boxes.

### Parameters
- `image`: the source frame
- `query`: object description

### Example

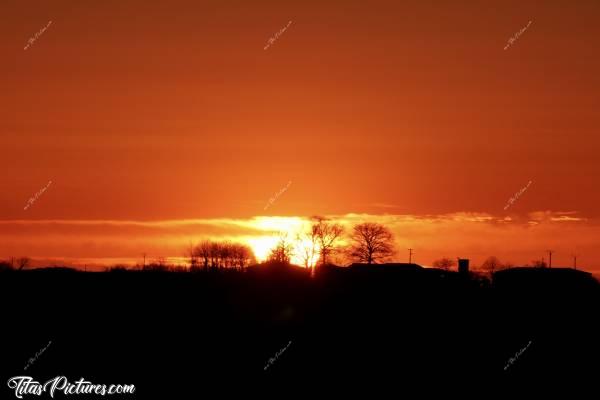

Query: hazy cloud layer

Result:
[0,212,597,273]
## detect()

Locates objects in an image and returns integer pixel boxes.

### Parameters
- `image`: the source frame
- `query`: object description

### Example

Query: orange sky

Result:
[1,0,599,272]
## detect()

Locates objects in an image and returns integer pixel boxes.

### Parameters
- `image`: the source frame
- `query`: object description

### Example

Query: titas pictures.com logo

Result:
[7,376,135,398]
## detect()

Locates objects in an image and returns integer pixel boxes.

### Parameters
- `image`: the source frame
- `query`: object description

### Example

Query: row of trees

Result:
[269,216,347,267]
[187,241,256,271]
[0,257,30,271]
[431,256,510,273]
[266,217,396,267]
[271,216,552,273]
[1,218,553,273]
[432,255,550,274]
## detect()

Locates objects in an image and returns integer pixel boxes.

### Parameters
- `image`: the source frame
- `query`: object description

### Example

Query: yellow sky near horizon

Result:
[1,212,597,274]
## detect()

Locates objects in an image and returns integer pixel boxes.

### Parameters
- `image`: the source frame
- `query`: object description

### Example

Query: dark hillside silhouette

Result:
[1,260,598,395]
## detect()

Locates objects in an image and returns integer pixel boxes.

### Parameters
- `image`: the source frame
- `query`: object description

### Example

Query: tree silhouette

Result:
[191,240,255,271]
[312,216,344,266]
[210,242,221,269]
[187,242,199,271]
[267,233,294,264]
[143,257,169,271]
[296,224,320,269]
[530,259,547,268]
[433,257,456,271]
[230,243,254,270]
[17,257,30,271]
[502,261,515,269]
[194,241,212,270]
[348,222,395,264]
[481,256,501,276]
[219,241,232,268]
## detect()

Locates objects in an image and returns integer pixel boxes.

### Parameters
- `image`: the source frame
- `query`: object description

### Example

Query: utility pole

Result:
[143,253,146,269]
[408,248,413,264]
[547,250,553,268]
[573,254,577,270]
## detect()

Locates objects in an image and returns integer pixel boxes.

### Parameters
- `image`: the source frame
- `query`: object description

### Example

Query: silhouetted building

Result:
[458,259,469,274]
[493,266,598,291]
[348,263,424,271]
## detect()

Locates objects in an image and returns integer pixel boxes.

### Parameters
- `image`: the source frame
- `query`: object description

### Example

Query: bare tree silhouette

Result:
[17,257,30,271]
[296,224,319,269]
[194,241,212,270]
[267,233,294,264]
[190,240,255,271]
[432,257,456,271]
[142,257,169,272]
[219,241,232,268]
[210,242,221,269]
[481,256,502,276]
[530,258,547,268]
[230,243,255,270]
[312,216,344,266]
[348,222,395,264]
[187,242,198,271]
[502,261,515,269]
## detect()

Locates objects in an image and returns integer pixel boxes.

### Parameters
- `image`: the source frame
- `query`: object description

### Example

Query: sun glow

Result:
[246,236,280,263]
[242,216,320,267]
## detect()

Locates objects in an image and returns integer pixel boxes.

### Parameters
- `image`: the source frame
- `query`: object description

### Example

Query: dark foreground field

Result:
[1,264,599,396]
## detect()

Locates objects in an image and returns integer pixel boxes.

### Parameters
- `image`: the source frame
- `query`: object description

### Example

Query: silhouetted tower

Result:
[408,248,413,264]
[458,258,469,275]
[547,250,553,268]
[573,253,577,270]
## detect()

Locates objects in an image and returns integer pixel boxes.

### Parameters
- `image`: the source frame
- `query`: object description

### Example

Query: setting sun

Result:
[246,236,279,263]
[243,217,321,266]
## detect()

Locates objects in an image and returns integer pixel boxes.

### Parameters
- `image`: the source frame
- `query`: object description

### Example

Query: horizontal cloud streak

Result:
[0,212,597,274]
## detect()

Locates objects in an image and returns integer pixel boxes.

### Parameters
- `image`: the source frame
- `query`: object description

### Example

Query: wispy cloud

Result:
[0,211,596,271]
[527,211,587,222]
[370,203,401,209]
